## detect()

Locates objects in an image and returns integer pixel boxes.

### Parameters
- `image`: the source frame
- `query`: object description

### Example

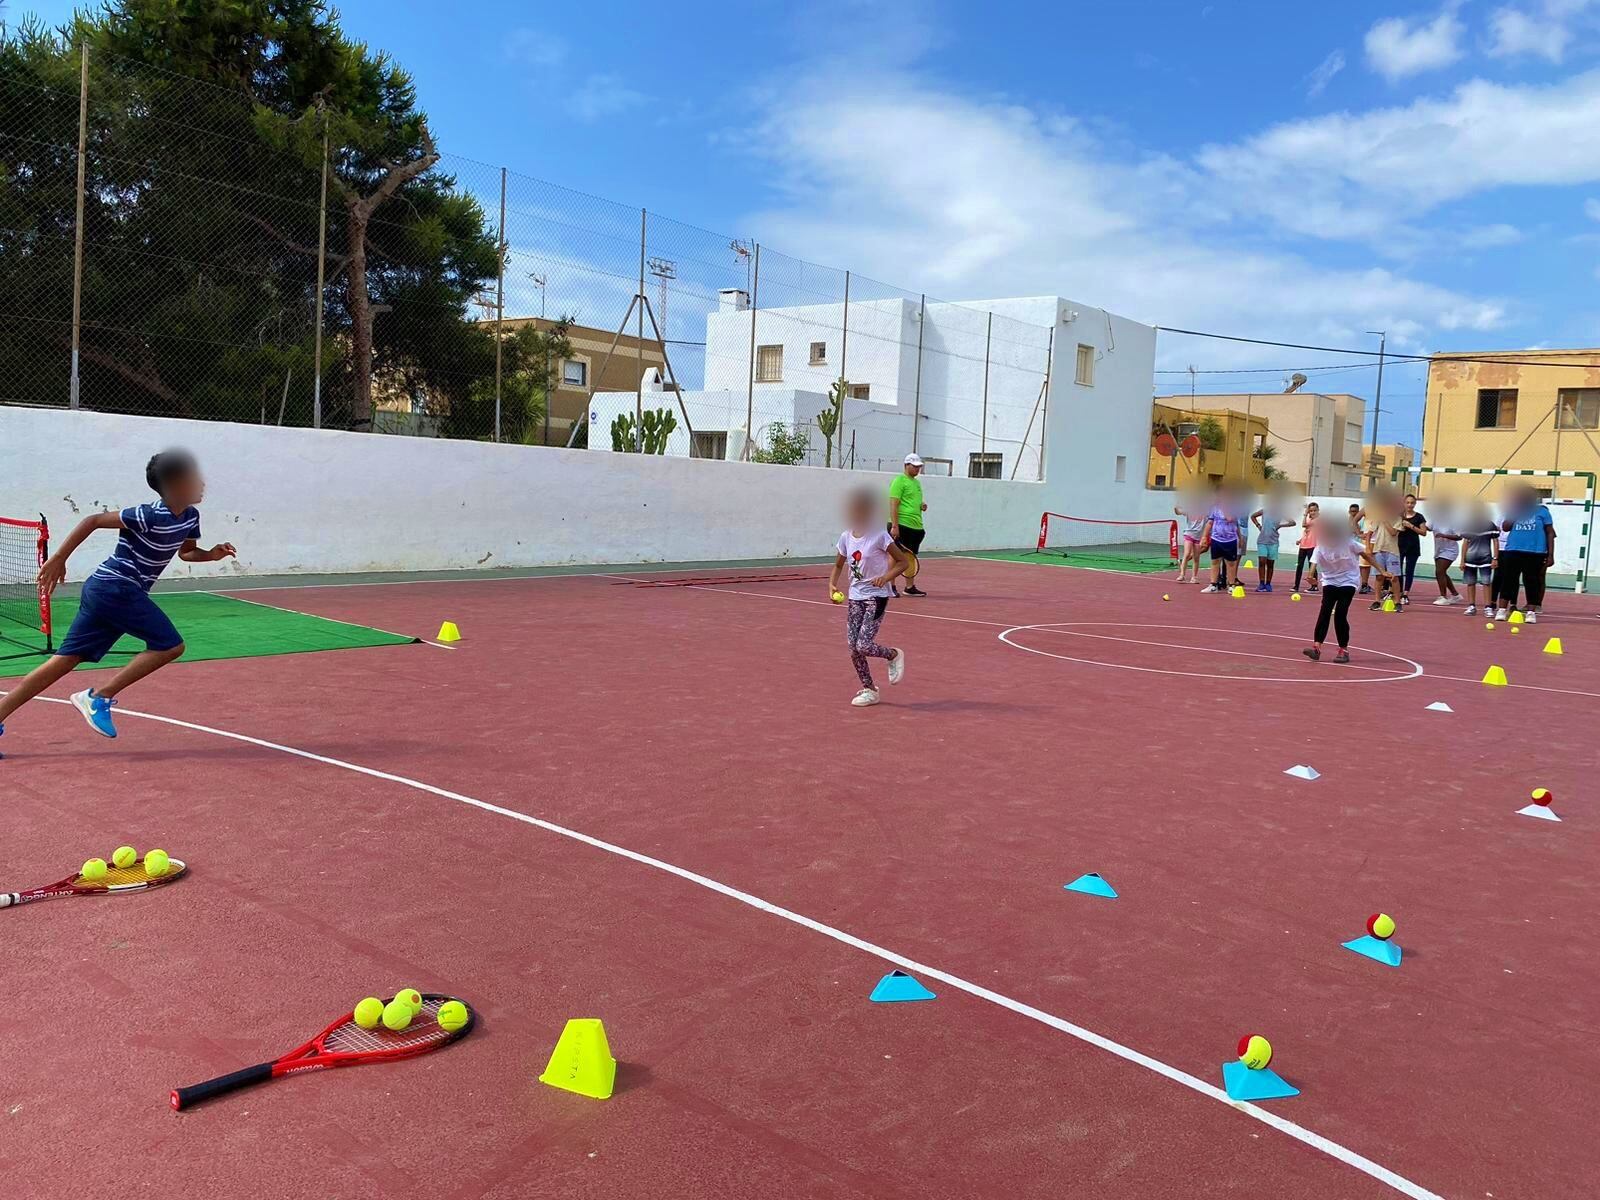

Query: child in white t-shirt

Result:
[1301,513,1381,664]
[828,487,912,707]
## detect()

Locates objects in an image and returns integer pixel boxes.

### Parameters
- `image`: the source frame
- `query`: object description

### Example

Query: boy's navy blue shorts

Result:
[58,574,182,663]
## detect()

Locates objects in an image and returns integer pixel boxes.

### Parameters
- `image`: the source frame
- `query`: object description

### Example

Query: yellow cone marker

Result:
[1543,637,1564,655]
[436,621,462,643]
[539,1018,616,1100]
[1242,559,1254,569]
[1482,665,1508,687]
[1508,610,1525,625]
[1230,585,1245,598]
[1382,598,1397,613]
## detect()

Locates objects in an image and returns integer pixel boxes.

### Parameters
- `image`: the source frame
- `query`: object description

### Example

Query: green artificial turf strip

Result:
[0,591,416,677]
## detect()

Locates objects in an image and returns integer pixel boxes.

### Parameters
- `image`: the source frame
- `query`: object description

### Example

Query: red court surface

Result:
[3,557,1597,1199]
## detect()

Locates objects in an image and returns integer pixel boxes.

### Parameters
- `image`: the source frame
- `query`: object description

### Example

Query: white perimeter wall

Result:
[0,406,1056,581]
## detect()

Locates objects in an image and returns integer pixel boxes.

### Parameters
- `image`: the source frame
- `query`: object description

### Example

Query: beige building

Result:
[1155,393,1368,496]
[1149,402,1268,490]
[1369,443,1415,491]
[1421,349,1600,500]
[503,318,669,444]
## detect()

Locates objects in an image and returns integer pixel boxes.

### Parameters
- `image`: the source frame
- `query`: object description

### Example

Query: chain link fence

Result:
[3,42,1056,478]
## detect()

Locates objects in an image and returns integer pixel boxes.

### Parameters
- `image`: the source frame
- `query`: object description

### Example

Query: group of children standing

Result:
[1175,482,1559,661]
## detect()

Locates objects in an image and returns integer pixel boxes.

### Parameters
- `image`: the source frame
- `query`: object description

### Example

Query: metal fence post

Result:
[980,311,992,459]
[494,166,506,441]
[311,111,330,430]
[837,270,849,468]
[636,208,645,452]
[743,244,761,460]
[911,294,925,455]
[68,43,89,410]
[1038,325,1054,481]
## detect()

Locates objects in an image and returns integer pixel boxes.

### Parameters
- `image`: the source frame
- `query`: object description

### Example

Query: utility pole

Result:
[1367,330,1387,490]
[311,108,330,429]
[68,43,89,410]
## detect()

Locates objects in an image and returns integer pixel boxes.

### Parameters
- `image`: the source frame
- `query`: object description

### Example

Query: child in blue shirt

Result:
[1199,488,1240,593]
[0,450,235,755]
[1493,484,1555,622]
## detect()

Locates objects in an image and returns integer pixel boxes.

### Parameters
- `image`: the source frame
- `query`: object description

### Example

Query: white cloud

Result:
[1305,50,1347,98]
[741,77,1503,365]
[1460,223,1525,247]
[504,29,568,69]
[567,74,648,122]
[1364,6,1466,81]
[1487,1,1596,62]
[1199,70,1600,240]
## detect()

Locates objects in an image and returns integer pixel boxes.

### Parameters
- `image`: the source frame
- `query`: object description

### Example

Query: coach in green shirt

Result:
[888,454,928,597]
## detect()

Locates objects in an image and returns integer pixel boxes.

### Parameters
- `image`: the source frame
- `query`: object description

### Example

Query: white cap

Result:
[904,453,923,466]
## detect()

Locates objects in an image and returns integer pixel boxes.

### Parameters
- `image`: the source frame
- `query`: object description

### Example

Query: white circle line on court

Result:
[999,622,1425,685]
[0,692,1444,1200]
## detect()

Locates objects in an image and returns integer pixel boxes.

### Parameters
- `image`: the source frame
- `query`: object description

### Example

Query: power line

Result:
[1156,325,1600,371]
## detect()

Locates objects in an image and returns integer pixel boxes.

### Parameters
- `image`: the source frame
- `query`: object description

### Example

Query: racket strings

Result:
[71,860,186,889]
[324,998,452,1055]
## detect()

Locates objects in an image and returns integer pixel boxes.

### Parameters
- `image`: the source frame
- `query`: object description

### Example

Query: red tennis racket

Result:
[171,993,476,1110]
[1,856,187,908]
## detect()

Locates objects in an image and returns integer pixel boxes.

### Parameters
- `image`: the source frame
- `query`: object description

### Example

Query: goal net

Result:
[0,516,52,660]
[1034,513,1179,574]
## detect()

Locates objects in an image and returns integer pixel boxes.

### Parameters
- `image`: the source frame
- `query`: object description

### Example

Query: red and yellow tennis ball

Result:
[1237,1034,1273,1070]
[80,857,108,882]
[143,848,170,878]
[1367,913,1396,940]
[353,997,385,1030]
[396,987,423,1015]
[436,1000,469,1033]
[381,998,414,1031]
[1531,787,1553,807]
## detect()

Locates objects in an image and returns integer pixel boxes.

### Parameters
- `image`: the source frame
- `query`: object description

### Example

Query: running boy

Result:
[829,487,910,708]
[0,450,233,752]
[1301,512,1381,664]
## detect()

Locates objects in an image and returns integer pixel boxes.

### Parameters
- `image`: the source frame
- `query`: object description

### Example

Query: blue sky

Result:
[18,0,1600,443]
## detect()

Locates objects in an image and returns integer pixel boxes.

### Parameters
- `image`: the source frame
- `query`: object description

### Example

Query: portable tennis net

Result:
[1032,513,1179,574]
[0,516,52,659]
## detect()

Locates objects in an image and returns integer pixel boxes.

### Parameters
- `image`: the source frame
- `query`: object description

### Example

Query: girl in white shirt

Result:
[1302,514,1381,665]
[828,488,912,707]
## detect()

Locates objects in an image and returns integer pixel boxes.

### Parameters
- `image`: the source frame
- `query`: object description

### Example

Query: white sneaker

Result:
[1525,611,1538,624]
[851,688,881,707]
[1463,604,1477,616]
[887,648,906,685]
[1432,596,1459,605]
[1494,608,1509,621]
[1201,584,1222,594]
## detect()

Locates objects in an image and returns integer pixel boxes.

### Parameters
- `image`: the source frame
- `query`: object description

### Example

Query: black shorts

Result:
[1209,540,1238,562]
[890,525,926,554]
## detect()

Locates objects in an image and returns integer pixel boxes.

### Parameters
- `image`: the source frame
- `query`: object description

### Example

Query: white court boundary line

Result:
[1001,623,1424,685]
[3,692,1444,1200]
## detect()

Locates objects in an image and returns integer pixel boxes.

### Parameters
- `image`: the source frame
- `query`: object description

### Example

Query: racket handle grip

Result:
[171,1061,274,1110]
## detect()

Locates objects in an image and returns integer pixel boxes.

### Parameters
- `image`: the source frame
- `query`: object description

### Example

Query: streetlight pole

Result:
[1366,330,1387,489]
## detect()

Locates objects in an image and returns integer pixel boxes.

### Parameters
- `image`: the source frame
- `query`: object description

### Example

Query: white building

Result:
[588,291,1158,493]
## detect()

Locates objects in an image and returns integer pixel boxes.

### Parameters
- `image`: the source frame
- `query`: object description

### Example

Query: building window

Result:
[1475,388,1517,429]
[561,359,587,388]
[1556,388,1600,429]
[968,452,1002,479]
[691,431,728,459]
[1237,431,1245,451]
[1154,473,1168,488]
[809,341,827,366]
[756,344,783,382]
[1115,454,1127,483]
[1075,344,1094,386]
[847,384,870,400]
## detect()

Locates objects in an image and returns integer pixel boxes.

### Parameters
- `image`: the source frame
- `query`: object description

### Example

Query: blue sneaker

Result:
[70,689,118,738]
[1262,582,1274,593]
[0,723,6,760]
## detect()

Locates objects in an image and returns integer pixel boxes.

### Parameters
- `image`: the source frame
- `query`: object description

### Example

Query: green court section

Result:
[0,591,417,678]
[968,543,1181,575]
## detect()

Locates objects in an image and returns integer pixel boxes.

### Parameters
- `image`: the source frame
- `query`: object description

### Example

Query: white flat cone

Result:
[1516,803,1561,822]
[1284,765,1321,781]
[1425,702,1453,713]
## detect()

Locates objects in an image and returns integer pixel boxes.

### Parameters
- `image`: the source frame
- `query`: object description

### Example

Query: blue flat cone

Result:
[870,970,936,1003]
[1343,934,1402,967]
[1063,872,1118,899]
[1222,1061,1299,1102]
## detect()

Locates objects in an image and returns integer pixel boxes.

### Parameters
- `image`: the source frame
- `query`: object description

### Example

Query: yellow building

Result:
[1148,402,1269,490]
[1421,349,1600,499]
[1367,443,1415,491]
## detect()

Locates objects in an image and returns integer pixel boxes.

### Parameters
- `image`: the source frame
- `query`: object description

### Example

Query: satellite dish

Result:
[1284,373,1308,394]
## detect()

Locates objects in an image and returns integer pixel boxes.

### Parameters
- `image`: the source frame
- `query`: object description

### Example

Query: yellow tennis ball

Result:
[353,997,385,1030]
[381,998,413,1031]
[1291,593,1302,602]
[436,1000,469,1032]
[1237,1034,1273,1070]
[1485,622,1495,630]
[1367,912,1396,940]
[81,858,108,882]
[143,848,170,878]
[111,845,137,869]
[830,590,844,604]
[1162,594,1171,601]
[397,987,423,1015]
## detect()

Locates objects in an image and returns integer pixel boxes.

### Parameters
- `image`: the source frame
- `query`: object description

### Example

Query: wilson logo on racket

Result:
[170,993,475,1110]
[1,857,188,909]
